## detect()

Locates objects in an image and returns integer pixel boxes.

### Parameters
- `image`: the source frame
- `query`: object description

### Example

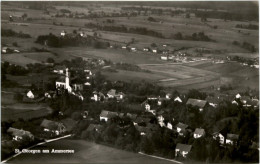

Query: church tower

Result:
[65,68,72,92]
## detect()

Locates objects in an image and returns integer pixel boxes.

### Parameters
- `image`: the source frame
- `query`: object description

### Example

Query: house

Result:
[7,127,34,141]
[175,143,192,158]
[100,110,118,122]
[40,119,66,135]
[72,84,84,91]
[61,30,67,36]
[176,122,188,136]
[86,124,103,132]
[53,65,66,74]
[205,96,222,108]
[167,122,173,130]
[193,128,205,138]
[213,131,225,144]
[26,90,35,99]
[122,46,127,49]
[91,91,105,101]
[2,47,10,53]
[60,118,77,132]
[165,93,172,99]
[161,56,168,60]
[143,47,149,52]
[84,82,91,86]
[133,117,151,126]
[226,133,239,145]
[157,115,165,127]
[152,49,157,53]
[235,93,241,99]
[186,98,208,111]
[157,97,169,106]
[107,89,116,98]
[107,89,125,100]
[131,47,137,52]
[174,96,182,103]
[126,113,137,120]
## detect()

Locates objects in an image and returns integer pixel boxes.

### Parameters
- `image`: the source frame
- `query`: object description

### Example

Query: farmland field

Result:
[2,103,52,122]
[8,139,176,164]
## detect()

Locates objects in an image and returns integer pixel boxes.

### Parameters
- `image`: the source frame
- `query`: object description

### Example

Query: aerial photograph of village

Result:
[1,1,259,163]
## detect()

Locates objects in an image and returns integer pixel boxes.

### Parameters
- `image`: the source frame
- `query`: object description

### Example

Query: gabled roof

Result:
[107,89,116,97]
[194,128,205,135]
[54,65,66,70]
[60,118,77,132]
[186,98,207,108]
[40,119,62,130]
[176,122,188,130]
[227,133,239,140]
[126,113,137,120]
[176,143,192,152]
[100,110,118,119]
[86,124,103,132]
[7,127,34,138]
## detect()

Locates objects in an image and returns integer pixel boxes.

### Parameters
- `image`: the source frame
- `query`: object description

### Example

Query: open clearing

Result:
[9,139,176,164]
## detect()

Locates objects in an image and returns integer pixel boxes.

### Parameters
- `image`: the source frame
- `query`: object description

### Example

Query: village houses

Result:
[175,143,192,158]
[7,127,34,141]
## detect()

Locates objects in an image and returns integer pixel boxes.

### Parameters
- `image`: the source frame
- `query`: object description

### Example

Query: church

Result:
[56,68,72,93]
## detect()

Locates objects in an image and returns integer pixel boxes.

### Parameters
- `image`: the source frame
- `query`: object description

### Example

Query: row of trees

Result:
[2,29,31,38]
[172,32,213,42]
[84,23,164,38]
[235,24,258,30]
[232,41,257,53]
[35,33,110,48]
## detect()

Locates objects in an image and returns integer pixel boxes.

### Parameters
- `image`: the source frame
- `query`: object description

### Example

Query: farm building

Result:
[226,133,239,145]
[107,89,125,100]
[53,65,66,74]
[7,127,34,141]
[165,93,172,99]
[60,118,77,132]
[161,56,168,60]
[86,124,104,133]
[186,98,208,111]
[100,110,118,122]
[40,119,66,135]
[60,30,67,36]
[193,128,205,138]
[143,47,149,52]
[91,91,105,101]
[176,122,188,136]
[26,90,35,99]
[174,96,182,103]
[175,143,192,158]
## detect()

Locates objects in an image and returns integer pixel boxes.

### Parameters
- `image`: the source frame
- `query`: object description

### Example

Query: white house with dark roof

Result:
[175,143,192,158]
[53,65,66,74]
[26,90,35,99]
[226,133,239,145]
[186,98,207,111]
[176,122,188,136]
[100,110,118,122]
[61,30,67,36]
[174,96,182,103]
[193,128,205,138]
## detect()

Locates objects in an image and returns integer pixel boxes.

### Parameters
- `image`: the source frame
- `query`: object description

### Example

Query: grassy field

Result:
[102,70,169,83]
[2,103,52,122]
[9,139,175,164]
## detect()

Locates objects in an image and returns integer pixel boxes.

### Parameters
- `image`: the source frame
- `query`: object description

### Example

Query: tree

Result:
[46,57,55,63]
[151,43,157,47]
[141,137,154,154]
[21,13,28,21]
[71,111,81,121]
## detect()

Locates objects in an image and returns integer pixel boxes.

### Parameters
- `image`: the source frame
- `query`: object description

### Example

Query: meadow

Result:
[9,139,175,164]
